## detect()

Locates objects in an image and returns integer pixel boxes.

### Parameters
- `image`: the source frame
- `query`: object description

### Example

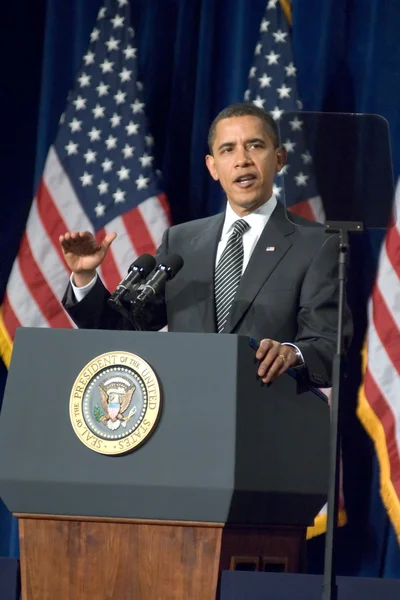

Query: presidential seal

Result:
[70,351,161,455]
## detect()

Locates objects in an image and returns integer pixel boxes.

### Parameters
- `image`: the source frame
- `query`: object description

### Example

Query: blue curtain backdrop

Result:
[1,0,400,577]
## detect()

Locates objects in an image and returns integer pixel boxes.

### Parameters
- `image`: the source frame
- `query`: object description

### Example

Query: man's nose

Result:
[235,147,252,166]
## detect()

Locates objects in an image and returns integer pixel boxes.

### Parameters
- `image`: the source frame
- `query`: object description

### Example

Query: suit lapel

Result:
[224,202,295,333]
[187,213,224,332]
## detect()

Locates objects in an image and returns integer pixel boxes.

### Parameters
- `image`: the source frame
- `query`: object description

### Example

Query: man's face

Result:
[206,115,285,215]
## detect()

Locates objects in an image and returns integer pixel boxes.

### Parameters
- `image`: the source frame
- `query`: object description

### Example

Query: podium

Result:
[0,329,329,600]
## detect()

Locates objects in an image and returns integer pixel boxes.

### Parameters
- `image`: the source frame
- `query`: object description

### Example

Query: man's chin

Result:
[230,195,268,212]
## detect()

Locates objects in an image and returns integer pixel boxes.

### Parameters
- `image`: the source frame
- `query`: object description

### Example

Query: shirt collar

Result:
[221,195,278,239]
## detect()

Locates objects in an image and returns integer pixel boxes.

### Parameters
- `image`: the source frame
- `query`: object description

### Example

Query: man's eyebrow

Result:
[217,137,266,151]
[245,137,266,145]
[217,141,235,151]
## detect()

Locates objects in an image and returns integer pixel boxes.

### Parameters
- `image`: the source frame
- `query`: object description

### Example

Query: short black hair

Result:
[207,102,280,154]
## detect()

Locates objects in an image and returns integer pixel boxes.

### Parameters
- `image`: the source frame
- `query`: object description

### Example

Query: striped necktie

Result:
[215,219,250,333]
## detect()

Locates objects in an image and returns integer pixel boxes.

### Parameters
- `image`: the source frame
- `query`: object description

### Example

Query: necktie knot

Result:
[232,219,250,237]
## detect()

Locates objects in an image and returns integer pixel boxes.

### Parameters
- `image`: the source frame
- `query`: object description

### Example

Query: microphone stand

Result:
[108,285,144,331]
[322,221,363,600]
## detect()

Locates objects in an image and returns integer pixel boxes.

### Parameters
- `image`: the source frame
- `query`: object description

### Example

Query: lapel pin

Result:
[265,246,275,252]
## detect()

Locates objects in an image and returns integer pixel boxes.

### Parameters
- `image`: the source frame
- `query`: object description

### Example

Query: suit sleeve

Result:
[294,233,353,387]
[62,229,169,331]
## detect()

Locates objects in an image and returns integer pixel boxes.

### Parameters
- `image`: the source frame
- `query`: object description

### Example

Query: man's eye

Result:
[221,147,232,153]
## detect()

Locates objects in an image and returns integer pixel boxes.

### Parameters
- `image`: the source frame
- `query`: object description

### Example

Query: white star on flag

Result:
[73,96,87,110]
[117,166,130,181]
[110,113,122,128]
[290,117,303,131]
[252,96,266,109]
[114,90,126,104]
[136,174,149,189]
[119,67,132,82]
[84,149,97,164]
[69,118,82,133]
[105,135,117,150]
[272,30,288,43]
[88,127,101,142]
[83,51,95,65]
[95,202,106,217]
[100,59,114,73]
[92,104,105,119]
[113,188,126,203]
[277,84,291,99]
[96,82,109,96]
[126,121,139,135]
[283,139,296,153]
[258,74,272,88]
[106,37,120,52]
[145,134,154,147]
[260,19,270,32]
[78,73,91,88]
[270,106,284,120]
[295,172,309,186]
[139,154,154,167]
[266,50,280,65]
[97,180,109,195]
[65,141,79,155]
[90,28,100,42]
[102,158,113,172]
[285,62,297,76]
[123,45,137,59]
[80,172,93,187]
[131,99,145,113]
[122,144,135,158]
[111,14,124,29]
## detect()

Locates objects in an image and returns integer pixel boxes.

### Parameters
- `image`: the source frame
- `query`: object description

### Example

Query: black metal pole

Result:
[322,222,363,600]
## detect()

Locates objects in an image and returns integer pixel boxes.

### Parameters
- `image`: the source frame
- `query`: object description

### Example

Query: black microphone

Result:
[133,253,184,314]
[108,253,156,308]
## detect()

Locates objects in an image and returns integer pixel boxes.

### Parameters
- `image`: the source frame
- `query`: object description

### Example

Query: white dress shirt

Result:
[216,195,277,271]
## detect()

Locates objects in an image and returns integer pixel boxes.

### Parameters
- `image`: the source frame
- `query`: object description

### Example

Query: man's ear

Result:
[275,146,287,173]
[206,154,219,181]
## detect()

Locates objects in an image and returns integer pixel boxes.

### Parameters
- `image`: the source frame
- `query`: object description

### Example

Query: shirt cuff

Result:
[281,343,305,368]
[70,273,98,303]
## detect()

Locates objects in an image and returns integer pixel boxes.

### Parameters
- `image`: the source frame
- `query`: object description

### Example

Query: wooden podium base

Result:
[17,515,306,600]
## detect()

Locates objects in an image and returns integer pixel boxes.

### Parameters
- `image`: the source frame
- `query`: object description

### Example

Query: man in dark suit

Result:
[61,103,352,387]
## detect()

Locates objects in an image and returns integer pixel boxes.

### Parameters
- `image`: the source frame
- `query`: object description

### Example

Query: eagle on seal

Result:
[98,376,136,431]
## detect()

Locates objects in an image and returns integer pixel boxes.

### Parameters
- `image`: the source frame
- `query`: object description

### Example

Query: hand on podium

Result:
[256,338,298,383]
[59,230,117,287]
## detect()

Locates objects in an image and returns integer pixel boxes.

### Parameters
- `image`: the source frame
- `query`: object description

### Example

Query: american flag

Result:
[246,0,345,539]
[0,0,170,367]
[357,180,400,541]
[245,0,324,224]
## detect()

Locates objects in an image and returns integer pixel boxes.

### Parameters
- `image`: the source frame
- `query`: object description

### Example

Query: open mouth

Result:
[234,174,257,188]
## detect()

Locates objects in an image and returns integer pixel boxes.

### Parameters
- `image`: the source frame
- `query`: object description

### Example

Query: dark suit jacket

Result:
[63,202,352,387]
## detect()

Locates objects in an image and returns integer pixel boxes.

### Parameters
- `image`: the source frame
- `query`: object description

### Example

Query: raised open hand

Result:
[59,231,117,286]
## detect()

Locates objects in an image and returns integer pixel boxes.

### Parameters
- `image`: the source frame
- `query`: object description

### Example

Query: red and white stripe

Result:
[1,147,171,341]
[288,195,326,224]
[363,179,400,496]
